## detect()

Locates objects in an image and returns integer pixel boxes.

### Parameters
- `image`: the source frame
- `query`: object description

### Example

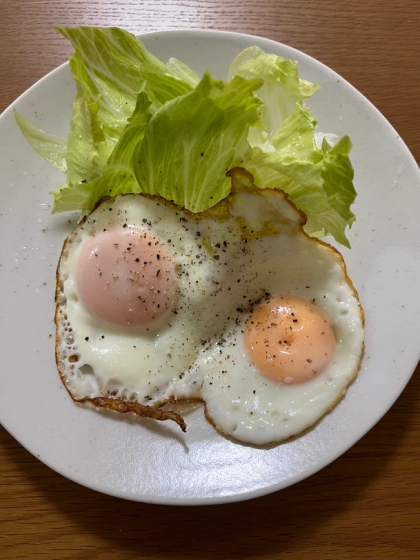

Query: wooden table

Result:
[1,1,419,557]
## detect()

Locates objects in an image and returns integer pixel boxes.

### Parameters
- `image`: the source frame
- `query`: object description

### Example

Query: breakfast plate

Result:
[1,30,420,505]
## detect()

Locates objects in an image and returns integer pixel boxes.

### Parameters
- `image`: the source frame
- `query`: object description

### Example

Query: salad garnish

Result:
[15,26,356,247]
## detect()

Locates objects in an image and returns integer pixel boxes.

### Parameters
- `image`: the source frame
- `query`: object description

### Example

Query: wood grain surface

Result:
[1,1,419,558]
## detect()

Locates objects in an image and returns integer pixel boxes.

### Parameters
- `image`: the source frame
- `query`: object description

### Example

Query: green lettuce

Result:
[228,46,320,135]
[133,72,263,212]
[14,110,67,173]
[53,90,152,213]
[52,26,194,207]
[56,26,193,113]
[242,103,356,247]
[15,26,358,247]
[166,57,201,88]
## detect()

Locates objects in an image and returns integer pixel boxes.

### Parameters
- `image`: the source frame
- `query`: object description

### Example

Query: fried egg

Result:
[55,183,364,443]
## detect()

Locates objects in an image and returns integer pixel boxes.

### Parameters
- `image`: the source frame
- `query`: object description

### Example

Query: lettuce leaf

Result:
[52,91,152,214]
[133,72,263,212]
[227,47,355,246]
[66,88,102,186]
[14,110,67,173]
[228,46,320,135]
[57,26,193,114]
[52,168,140,214]
[244,103,356,247]
[166,57,201,88]
[49,27,193,211]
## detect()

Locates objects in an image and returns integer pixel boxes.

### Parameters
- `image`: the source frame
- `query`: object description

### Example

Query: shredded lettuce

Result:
[15,26,358,246]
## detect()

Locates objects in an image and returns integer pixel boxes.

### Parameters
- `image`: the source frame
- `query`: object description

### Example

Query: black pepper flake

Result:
[157,254,161,260]
[307,359,312,363]
[85,337,89,341]
[156,269,161,277]
[142,218,147,223]
[214,255,220,260]
[135,258,140,262]
[122,223,127,228]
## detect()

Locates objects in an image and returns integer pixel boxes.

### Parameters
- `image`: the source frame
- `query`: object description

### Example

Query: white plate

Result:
[1,30,420,505]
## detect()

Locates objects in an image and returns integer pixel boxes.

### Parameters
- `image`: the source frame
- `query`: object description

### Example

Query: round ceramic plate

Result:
[1,30,419,505]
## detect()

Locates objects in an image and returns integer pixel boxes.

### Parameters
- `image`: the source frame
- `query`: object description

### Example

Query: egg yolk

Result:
[244,296,336,384]
[76,226,178,330]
